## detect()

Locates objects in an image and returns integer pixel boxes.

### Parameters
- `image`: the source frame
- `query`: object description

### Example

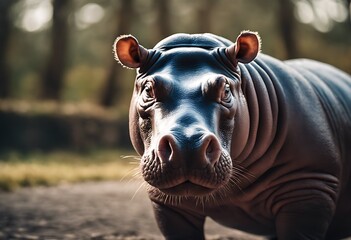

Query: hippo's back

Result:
[259,57,351,238]
[285,59,351,204]
[284,59,351,138]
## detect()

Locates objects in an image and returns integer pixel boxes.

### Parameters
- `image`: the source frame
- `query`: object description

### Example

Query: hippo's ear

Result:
[227,31,261,64]
[113,35,148,69]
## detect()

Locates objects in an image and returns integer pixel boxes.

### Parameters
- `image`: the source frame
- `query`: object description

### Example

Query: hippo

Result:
[114,31,351,239]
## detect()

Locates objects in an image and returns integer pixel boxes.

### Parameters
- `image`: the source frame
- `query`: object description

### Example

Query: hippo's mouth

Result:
[158,180,215,196]
[141,149,233,196]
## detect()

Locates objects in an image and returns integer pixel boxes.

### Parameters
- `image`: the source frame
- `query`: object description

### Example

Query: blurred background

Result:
[0,0,350,191]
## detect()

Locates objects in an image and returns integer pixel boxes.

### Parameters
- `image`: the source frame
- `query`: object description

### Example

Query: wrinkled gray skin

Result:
[114,31,351,240]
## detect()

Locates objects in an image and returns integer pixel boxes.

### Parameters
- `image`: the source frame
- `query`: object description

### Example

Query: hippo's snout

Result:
[141,128,232,196]
[157,133,221,169]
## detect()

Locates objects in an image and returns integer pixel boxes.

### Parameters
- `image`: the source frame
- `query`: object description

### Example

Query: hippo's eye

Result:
[221,83,232,103]
[141,81,156,105]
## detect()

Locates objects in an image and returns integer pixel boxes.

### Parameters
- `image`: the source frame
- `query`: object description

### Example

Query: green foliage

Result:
[63,65,105,102]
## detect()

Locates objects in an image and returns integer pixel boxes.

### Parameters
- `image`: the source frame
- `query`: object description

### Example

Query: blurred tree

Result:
[0,0,17,98]
[156,0,171,38]
[278,0,299,59]
[197,0,216,33]
[40,0,70,100]
[100,0,133,107]
[346,0,351,24]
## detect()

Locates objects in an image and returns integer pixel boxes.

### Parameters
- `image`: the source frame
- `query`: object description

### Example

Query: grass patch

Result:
[0,149,140,192]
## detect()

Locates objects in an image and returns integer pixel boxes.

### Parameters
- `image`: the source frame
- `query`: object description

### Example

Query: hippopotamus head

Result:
[114,31,261,196]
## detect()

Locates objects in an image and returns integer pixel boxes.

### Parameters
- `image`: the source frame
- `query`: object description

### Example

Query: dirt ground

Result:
[0,181,267,240]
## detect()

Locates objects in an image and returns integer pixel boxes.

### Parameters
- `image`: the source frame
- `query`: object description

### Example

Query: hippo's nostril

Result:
[157,134,181,168]
[206,141,214,154]
[203,134,221,166]
[157,133,221,169]
[157,135,173,162]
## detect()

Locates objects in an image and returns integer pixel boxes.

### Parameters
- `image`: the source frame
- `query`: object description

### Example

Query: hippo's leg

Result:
[151,201,205,240]
[274,194,335,240]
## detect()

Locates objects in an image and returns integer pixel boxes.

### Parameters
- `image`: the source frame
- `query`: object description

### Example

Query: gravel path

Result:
[0,181,266,239]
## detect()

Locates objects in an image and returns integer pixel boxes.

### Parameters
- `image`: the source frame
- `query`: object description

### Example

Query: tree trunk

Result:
[278,0,299,59]
[40,0,69,100]
[347,0,351,25]
[0,0,16,98]
[197,0,216,33]
[100,0,133,107]
[156,0,171,39]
